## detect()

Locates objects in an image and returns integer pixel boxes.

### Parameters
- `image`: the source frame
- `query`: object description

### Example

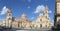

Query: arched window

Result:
[46,16,47,18]
[40,19,42,22]
[9,14,11,16]
[8,18,12,20]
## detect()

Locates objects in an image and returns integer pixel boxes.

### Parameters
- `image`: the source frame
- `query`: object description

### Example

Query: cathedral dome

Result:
[22,13,26,17]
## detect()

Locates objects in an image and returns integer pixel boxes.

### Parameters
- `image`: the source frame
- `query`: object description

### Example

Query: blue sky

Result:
[0,0,55,24]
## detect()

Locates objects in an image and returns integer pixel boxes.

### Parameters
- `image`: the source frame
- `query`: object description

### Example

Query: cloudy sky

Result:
[0,0,55,24]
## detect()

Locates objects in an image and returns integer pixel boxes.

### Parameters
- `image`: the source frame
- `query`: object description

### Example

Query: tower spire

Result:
[6,8,12,27]
[44,5,49,18]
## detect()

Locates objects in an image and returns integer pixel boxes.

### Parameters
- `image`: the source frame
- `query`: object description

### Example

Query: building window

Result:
[46,16,47,18]
[8,14,11,16]
[40,19,42,22]
[45,11,47,13]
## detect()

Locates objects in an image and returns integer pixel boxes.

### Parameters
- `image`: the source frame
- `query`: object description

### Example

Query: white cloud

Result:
[34,5,45,13]
[0,6,8,15]
[34,5,52,14]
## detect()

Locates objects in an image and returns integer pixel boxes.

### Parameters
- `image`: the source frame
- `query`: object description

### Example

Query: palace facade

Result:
[0,5,52,29]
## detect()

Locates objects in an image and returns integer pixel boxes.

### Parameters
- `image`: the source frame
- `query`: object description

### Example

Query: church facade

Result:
[31,5,52,29]
[0,5,52,29]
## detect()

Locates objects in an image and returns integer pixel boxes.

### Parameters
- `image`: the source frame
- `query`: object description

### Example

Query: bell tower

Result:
[54,0,60,28]
[6,8,12,28]
[44,5,49,18]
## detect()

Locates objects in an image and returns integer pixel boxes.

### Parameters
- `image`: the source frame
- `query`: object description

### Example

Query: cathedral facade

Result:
[0,5,52,29]
[31,5,52,29]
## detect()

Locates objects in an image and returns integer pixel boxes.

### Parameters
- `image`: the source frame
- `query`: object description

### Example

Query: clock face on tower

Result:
[57,3,60,14]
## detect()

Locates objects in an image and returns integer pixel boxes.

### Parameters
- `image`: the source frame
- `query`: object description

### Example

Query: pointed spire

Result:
[22,13,26,17]
[44,5,49,18]
[7,8,11,13]
[44,5,49,13]
[45,5,48,10]
[6,8,12,17]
